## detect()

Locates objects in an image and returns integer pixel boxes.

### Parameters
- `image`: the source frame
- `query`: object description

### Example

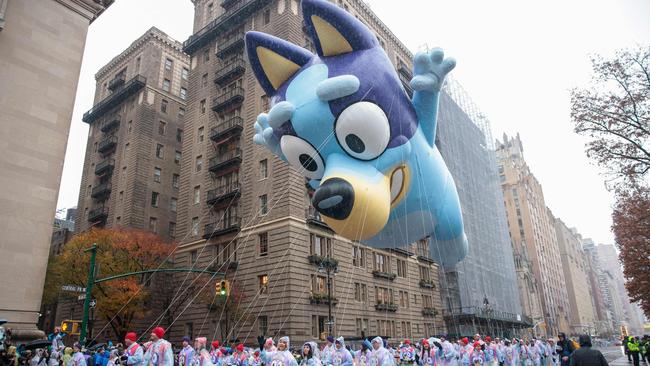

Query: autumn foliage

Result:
[43,228,176,341]
[612,187,650,317]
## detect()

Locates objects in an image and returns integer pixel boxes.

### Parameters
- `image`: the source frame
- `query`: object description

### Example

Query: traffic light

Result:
[61,320,81,335]
[215,280,230,297]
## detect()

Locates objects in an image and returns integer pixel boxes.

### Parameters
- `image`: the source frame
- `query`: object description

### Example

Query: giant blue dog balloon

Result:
[246,0,468,267]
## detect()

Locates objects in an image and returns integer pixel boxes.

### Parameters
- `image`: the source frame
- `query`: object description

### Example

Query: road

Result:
[596,346,627,365]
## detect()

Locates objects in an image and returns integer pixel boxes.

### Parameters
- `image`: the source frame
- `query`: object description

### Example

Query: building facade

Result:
[436,96,526,337]
[582,239,614,336]
[0,0,112,339]
[596,244,646,335]
[554,218,596,335]
[172,0,448,345]
[496,134,570,336]
[75,27,189,241]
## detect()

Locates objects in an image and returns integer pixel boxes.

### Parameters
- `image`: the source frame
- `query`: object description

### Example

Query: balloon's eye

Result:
[335,102,390,160]
[280,135,325,180]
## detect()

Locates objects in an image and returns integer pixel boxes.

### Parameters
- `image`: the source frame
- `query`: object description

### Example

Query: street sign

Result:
[62,285,85,293]
[89,299,97,308]
[78,294,86,301]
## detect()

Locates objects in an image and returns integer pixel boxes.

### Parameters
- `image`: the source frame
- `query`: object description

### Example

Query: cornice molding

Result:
[53,0,113,23]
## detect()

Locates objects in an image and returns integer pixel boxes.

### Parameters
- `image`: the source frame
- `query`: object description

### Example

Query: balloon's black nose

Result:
[312,178,355,220]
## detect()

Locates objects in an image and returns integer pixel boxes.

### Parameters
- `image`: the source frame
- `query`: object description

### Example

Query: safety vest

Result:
[629,342,640,352]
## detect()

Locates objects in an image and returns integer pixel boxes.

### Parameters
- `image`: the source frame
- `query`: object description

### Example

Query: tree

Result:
[43,228,175,341]
[612,186,650,318]
[570,47,650,187]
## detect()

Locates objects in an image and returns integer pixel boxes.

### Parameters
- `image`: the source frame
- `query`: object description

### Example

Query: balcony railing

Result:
[210,117,243,142]
[419,279,436,289]
[83,75,146,123]
[305,206,333,231]
[94,158,115,176]
[212,87,245,112]
[375,303,398,312]
[310,293,338,306]
[100,116,120,133]
[307,254,338,268]
[221,0,240,9]
[203,216,242,239]
[397,62,413,79]
[372,270,397,281]
[87,207,109,223]
[183,0,272,54]
[91,183,112,199]
[107,75,125,91]
[206,182,241,205]
[97,136,117,154]
[214,59,246,85]
[422,307,438,317]
[216,33,245,58]
[209,148,242,173]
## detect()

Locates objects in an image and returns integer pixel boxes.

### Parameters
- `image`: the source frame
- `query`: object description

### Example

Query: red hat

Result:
[236,344,244,352]
[461,337,469,345]
[404,339,411,345]
[485,336,492,342]
[152,327,165,339]
[125,332,137,342]
[473,341,481,348]
[422,339,430,346]
[211,341,220,349]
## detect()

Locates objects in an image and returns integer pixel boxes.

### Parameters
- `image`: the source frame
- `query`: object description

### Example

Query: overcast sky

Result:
[56,0,650,245]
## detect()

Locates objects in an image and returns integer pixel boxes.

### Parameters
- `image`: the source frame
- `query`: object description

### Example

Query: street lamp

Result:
[318,257,338,336]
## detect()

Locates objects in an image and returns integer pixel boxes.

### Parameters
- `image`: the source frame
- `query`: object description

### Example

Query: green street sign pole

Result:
[80,243,97,345]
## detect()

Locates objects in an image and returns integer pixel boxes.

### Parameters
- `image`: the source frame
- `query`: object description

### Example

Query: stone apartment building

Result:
[496,134,570,336]
[75,26,189,241]
[172,0,446,344]
[0,0,112,340]
[553,218,596,335]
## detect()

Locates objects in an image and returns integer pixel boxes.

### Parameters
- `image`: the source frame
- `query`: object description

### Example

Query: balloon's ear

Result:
[302,0,378,57]
[245,31,314,96]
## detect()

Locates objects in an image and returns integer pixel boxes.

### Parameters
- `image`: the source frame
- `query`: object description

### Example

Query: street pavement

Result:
[598,346,628,365]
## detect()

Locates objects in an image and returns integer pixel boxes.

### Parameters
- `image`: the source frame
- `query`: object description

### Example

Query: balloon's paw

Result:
[410,48,456,92]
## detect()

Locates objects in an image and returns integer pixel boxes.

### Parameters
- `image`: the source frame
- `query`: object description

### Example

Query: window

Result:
[156,144,164,158]
[200,99,206,114]
[195,155,203,172]
[203,49,210,63]
[396,259,407,278]
[175,150,182,164]
[135,57,141,72]
[261,95,270,111]
[180,87,187,100]
[178,108,185,118]
[182,67,189,80]
[352,246,365,267]
[259,232,268,256]
[258,274,269,295]
[356,318,369,337]
[172,174,180,189]
[158,121,166,135]
[310,234,331,257]
[422,294,433,308]
[162,78,171,92]
[149,217,158,232]
[374,253,390,273]
[198,127,205,142]
[87,184,91,197]
[176,128,183,143]
[190,250,198,265]
[165,58,173,70]
[399,290,409,308]
[375,286,393,305]
[419,265,431,281]
[202,73,208,87]
[258,315,268,336]
[116,216,121,225]
[170,198,177,212]
[184,323,194,341]
[169,222,176,238]
[153,167,161,183]
[127,120,132,133]
[191,217,199,236]
[259,194,268,215]
[263,8,270,24]
[151,192,159,207]
[354,283,367,302]
[311,274,327,294]
[416,238,428,257]
[119,191,124,203]
[161,99,168,113]
[193,186,201,204]
[259,159,268,179]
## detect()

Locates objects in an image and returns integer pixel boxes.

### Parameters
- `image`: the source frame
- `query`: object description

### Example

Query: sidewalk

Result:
[609,355,632,365]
